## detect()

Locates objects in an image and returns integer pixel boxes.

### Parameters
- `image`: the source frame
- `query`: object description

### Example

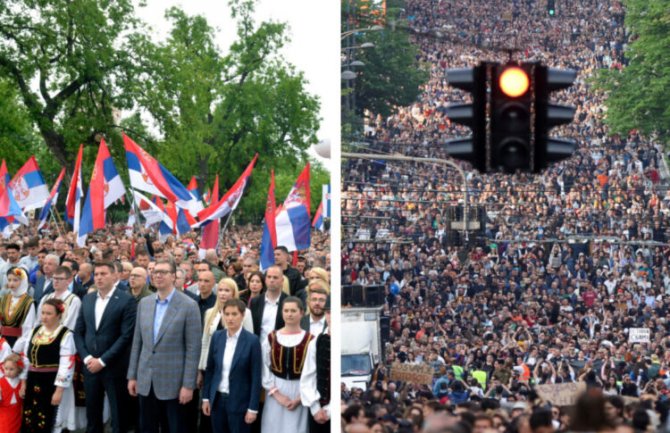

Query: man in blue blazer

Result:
[202,299,262,433]
[74,261,137,433]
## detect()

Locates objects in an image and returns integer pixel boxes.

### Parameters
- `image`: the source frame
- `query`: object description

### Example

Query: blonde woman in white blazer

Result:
[198,278,253,371]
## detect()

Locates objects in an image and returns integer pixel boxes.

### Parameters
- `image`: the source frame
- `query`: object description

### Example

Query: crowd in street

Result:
[342,0,670,432]
[0,222,331,433]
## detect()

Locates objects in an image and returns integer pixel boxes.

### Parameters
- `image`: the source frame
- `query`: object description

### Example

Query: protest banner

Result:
[389,363,434,385]
[629,328,651,343]
[535,382,586,406]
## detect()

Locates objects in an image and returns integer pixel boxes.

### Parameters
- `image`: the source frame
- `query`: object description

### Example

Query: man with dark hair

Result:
[18,237,40,275]
[273,246,303,296]
[529,408,554,433]
[0,243,21,289]
[74,261,137,433]
[60,258,87,298]
[134,249,151,269]
[300,286,328,336]
[250,265,288,342]
[128,258,202,433]
[38,265,82,330]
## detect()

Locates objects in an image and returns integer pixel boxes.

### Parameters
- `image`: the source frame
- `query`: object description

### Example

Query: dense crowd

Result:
[342,0,669,432]
[0,221,331,433]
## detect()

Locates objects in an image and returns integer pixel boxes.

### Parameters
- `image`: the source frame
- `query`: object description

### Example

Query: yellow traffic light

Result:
[499,67,529,97]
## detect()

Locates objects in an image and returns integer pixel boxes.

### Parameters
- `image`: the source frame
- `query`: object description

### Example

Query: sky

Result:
[135,0,340,163]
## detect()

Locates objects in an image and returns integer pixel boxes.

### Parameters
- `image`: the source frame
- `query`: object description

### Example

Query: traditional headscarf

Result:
[6,267,29,297]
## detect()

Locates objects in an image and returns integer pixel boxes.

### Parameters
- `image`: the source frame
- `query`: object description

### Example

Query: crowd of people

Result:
[342,0,669,432]
[0,222,331,433]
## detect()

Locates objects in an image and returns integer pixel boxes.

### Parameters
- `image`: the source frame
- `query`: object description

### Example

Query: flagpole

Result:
[126,188,143,234]
[216,209,236,251]
[49,208,64,237]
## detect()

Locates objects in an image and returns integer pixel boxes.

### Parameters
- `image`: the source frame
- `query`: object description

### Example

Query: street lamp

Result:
[341,152,471,241]
[341,25,384,40]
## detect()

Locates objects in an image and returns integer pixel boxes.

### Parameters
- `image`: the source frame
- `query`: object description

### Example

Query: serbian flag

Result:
[123,134,203,214]
[9,156,50,211]
[187,176,201,201]
[259,170,277,271]
[0,160,27,226]
[196,154,258,226]
[312,201,325,232]
[37,167,66,230]
[65,144,84,233]
[78,140,126,246]
[203,187,211,206]
[199,174,220,252]
[275,163,311,252]
[132,191,165,226]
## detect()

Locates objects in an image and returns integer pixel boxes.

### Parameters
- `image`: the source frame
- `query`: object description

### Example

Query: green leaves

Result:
[594,0,670,142]
[0,0,324,220]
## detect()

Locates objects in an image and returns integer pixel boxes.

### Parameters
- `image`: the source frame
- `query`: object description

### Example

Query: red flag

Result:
[200,175,220,250]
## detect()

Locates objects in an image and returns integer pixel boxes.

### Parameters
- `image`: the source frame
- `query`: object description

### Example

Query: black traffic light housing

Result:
[444,65,487,171]
[445,61,576,173]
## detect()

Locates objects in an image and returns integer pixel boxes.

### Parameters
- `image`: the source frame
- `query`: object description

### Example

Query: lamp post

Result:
[341,152,471,242]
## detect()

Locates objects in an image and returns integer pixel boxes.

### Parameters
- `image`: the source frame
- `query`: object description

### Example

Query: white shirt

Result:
[308,316,326,337]
[95,286,117,330]
[217,327,242,394]
[260,293,281,344]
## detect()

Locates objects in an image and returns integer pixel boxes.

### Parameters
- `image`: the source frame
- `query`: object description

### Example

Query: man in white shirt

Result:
[250,265,288,343]
[38,266,81,330]
[73,261,136,433]
[300,285,328,337]
[0,243,21,290]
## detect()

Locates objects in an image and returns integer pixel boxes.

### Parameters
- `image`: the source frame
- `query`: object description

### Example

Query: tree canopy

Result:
[595,0,670,143]
[0,0,325,221]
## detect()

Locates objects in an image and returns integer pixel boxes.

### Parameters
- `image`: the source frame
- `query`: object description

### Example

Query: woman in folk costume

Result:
[0,353,26,433]
[0,267,36,350]
[16,298,76,433]
[261,296,313,433]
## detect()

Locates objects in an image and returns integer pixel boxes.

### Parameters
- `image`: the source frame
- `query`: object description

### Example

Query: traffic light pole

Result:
[342,152,470,242]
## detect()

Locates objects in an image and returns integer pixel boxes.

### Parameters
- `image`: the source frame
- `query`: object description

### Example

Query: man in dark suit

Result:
[250,265,287,342]
[202,299,262,433]
[74,261,137,433]
[32,253,60,304]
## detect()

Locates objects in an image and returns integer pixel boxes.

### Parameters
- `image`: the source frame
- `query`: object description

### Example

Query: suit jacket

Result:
[74,289,137,378]
[32,275,52,305]
[249,291,288,337]
[203,328,262,414]
[127,289,202,400]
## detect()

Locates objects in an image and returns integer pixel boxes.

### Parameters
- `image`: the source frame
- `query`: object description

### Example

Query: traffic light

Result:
[547,0,556,16]
[490,63,533,173]
[534,66,577,167]
[444,65,487,172]
[445,61,576,173]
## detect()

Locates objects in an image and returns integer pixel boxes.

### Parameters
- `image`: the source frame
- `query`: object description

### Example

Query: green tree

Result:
[130,0,321,190]
[352,28,428,117]
[0,79,40,171]
[595,0,670,143]
[342,0,428,139]
[0,0,143,168]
